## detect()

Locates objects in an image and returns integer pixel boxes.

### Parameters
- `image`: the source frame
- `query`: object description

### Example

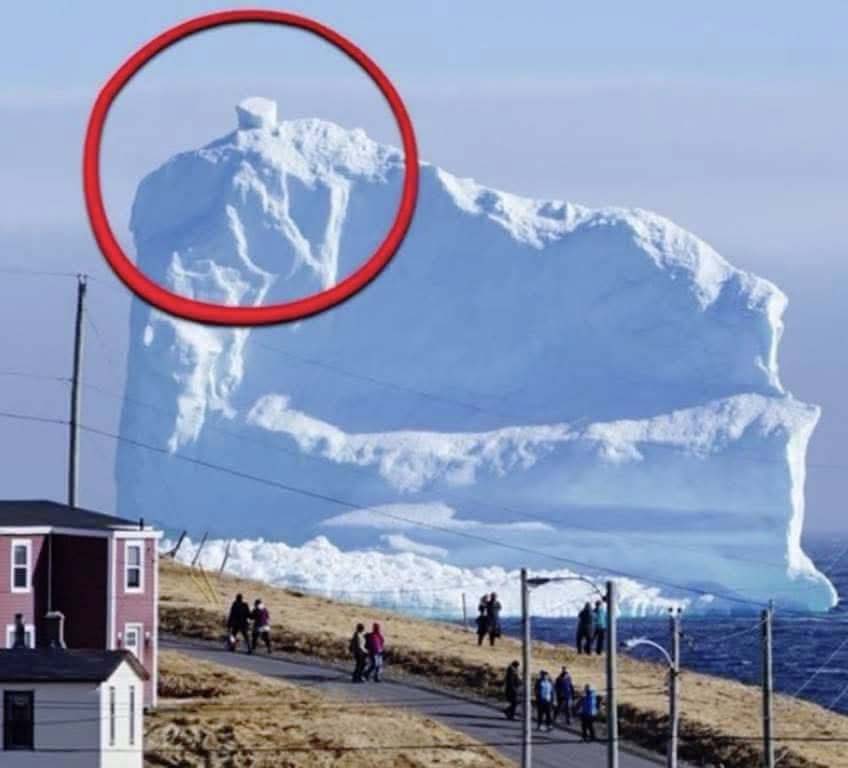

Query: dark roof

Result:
[0,499,144,531]
[0,649,149,683]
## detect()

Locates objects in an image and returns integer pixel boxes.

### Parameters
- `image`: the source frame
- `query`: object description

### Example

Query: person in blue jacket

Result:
[578,683,598,741]
[593,599,608,655]
[535,670,554,731]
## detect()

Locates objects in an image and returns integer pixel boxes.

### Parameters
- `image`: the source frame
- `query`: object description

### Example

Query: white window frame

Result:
[128,685,136,746]
[124,541,144,594]
[108,686,116,747]
[123,622,143,661]
[4,624,35,649]
[10,539,32,594]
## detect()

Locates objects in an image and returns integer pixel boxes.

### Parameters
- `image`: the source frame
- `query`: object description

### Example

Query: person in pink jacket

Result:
[364,622,385,682]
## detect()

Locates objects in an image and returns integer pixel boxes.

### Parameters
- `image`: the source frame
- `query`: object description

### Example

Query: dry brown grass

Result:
[160,559,846,767]
[145,650,513,768]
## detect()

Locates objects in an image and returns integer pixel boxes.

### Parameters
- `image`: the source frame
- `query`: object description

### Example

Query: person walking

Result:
[578,683,598,741]
[475,605,489,646]
[486,592,503,646]
[576,602,594,654]
[350,623,368,683]
[250,598,272,654]
[535,670,554,731]
[593,599,607,655]
[554,666,575,725]
[226,593,251,652]
[504,660,521,720]
[364,622,385,682]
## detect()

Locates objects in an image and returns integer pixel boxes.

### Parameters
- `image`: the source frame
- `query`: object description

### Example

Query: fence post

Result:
[191,532,208,567]
[219,540,233,575]
[167,531,186,559]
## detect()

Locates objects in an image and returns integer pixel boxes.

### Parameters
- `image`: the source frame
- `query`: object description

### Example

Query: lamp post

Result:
[624,607,682,768]
[521,572,619,768]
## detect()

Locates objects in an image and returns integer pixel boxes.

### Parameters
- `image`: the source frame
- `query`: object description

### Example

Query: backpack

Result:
[349,633,359,655]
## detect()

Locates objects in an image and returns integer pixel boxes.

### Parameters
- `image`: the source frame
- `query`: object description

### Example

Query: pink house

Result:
[0,499,161,707]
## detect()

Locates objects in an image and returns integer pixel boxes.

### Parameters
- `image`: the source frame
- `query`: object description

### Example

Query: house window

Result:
[4,625,35,650]
[3,691,34,751]
[125,542,144,593]
[124,623,142,661]
[108,686,116,747]
[128,686,136,746]
[10,540,31,593]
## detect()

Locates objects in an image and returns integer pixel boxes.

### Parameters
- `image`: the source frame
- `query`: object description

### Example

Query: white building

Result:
[0,648,147,767]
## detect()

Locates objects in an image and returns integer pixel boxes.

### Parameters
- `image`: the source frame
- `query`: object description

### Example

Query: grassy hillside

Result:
[160,559,845,767]
[146,651,512,767]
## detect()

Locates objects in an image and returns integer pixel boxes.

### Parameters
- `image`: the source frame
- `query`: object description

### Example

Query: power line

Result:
[0,369,69,384]
[792,636,848,698]
[0,266,81,278]
[254,339,526,421]
[0,409,68,428]
[830,679,848,710]
[85,312,122,369]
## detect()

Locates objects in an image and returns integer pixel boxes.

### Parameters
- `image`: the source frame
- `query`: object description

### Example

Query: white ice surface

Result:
[169,536,694,619]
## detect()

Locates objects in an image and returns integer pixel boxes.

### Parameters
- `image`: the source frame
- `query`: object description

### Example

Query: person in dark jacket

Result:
[350,623,368,683]
[475,606,489,646]
[486,592,503,646]
[554,666,575,725]
[578,684,599,741]
[593,599,608,655]
[250,598,272,654]
[227,593,251,652]
[364,622,385,682]
[576,602,593,654]
[535,670,554,731]
[504,660,521,720]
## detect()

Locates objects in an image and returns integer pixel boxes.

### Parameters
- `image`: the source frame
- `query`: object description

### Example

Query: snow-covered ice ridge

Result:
[168,535,696,618]
[120,97,836,612]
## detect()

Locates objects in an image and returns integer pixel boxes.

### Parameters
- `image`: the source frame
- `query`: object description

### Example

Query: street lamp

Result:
[520,570,619,768]
[623,607,682,768]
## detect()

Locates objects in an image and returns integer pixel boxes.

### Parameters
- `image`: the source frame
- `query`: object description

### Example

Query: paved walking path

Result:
[164,636,669,768]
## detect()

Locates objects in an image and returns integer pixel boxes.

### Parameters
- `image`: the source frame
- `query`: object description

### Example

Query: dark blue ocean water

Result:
[502,537,848,715]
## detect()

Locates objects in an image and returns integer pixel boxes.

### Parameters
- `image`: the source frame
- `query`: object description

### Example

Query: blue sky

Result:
[0,1,846,531]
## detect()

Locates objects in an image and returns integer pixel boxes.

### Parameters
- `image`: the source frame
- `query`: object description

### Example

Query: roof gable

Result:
[0,649,149,683]
[0,499,146,532]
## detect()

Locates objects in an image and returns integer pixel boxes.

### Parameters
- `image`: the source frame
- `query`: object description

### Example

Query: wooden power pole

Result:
[762,601,775,768]
[606,580,619,768]
[668,609,681,768]
[68,274,87,507]
[520,568,531,768]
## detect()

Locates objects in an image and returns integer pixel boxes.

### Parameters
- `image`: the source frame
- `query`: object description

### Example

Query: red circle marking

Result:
[83,10,419,326]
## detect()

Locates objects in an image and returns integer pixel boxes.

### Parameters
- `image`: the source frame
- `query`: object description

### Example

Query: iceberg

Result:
[117,97,836,613]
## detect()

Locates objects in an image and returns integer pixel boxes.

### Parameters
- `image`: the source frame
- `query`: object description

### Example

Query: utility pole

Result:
[520,568,531,768]
[68,274,87,507]
[668,608,681,768]
[762,601,775,768]
[606,580,619,768]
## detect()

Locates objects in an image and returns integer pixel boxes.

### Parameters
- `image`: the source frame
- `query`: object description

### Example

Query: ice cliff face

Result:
[118,97,836,613]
